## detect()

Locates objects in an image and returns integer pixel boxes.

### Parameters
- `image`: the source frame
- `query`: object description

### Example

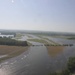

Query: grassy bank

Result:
[43,37,59,45]
[27,41,32,46]
[38,35,60,45]
[0,45,28,63]
[14,33,24,39]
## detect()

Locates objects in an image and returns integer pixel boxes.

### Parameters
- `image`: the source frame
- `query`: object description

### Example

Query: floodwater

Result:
[44,36,75,45]
[0,36,75,75]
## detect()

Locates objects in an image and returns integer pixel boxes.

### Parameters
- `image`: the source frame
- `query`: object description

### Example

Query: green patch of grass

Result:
[16,33,24,37]
[27,41,32,46]
[27,39,49,44]
[15,33,24,39]
[47,39,60,45]
[38,36,60,45]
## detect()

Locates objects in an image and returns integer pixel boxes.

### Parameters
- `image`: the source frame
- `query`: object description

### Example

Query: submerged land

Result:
[0,45,28,62]
[0,31,74,62]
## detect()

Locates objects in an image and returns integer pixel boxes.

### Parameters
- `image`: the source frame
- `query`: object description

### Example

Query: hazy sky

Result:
[0,0,75,32]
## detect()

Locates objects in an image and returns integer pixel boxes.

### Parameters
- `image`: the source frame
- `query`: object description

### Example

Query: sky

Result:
[0,0,75,32]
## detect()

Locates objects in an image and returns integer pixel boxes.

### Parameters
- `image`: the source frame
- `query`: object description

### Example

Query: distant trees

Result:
[0,38,28,46]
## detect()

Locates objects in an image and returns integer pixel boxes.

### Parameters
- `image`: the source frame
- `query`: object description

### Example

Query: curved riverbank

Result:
[0,45,28,63]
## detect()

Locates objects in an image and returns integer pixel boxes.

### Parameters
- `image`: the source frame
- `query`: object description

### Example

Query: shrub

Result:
[67,57,75,73]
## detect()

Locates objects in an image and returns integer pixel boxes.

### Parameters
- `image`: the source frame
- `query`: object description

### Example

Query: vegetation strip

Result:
[38,35,62,45]
[0,37,28,46]
[27,39,49,44]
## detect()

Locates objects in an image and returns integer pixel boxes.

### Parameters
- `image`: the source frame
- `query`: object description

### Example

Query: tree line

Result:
[0,37,28,46]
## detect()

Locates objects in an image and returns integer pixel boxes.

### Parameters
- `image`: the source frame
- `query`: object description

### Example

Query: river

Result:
[0,36,75,75]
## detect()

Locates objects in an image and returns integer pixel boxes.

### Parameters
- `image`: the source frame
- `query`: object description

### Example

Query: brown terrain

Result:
[0,45,28,62]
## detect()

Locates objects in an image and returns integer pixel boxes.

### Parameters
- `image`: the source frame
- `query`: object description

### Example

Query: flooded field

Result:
[0,34,75,75]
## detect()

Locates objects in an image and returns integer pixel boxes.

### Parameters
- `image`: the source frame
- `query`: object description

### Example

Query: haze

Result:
[0,0,75,33]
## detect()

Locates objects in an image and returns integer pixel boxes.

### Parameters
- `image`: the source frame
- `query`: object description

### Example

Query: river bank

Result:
[0,45,28,63]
